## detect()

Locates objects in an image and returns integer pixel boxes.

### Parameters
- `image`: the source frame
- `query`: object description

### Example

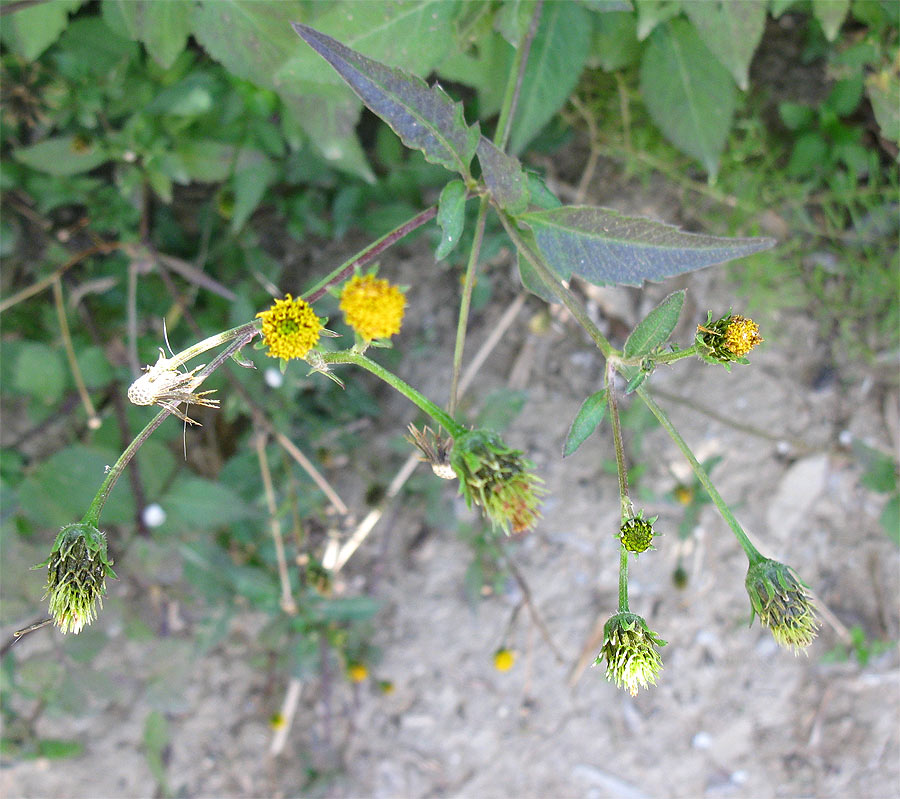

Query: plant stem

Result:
[618,543,630,613]
[636,385,764,565]
[448,196,489,415]
[301,205,438,304]
[606,362,631,521]
[320,350,466,438]
[652,344,701,365]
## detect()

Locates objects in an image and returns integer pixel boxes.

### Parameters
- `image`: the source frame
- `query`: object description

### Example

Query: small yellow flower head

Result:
[378,680,395,695]
[673,485,693,506]
[36,523,116,635]
[745,558,819,654]
[594,612,666,696]
[619,512,659,555]
[450,429,546,535]
[493,648,516,672]
[696,311,763,367]
[269,713,286,730]
[256,294,322,361]
[339,274,406,341]
[348,662,369,683]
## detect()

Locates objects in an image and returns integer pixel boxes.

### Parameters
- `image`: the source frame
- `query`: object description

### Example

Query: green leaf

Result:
[683,0,766,91]
[11,341,66,405]
[230,154,279,231]
[590,11,641,71]
[525,171,562,210]
[515,226,564,302]
[509,0,592,154]
[520,205,775,287]
[779,101,816,131]
[623,290,685,358]
[881,495,900,546]
[477,138,528,214]
[159,477,254,531]
[0,0,84,60]
[867,69,900,145]
[291,23,480,177]
[13,136,109,177]
[175,140,237,182]
[102,0,191,69]
[435,179,467,260]
[563,389,608,457]
[635,0,682,40]
[812,0,849,41]
[639,19,737,179]
[36,739,85,760]
[476,388,528,432]
[143,710,170,793]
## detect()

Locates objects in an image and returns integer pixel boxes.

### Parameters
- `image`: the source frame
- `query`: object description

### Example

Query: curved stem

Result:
[320,350,466,438]
[636,385,764,565]
[448,196,489,415]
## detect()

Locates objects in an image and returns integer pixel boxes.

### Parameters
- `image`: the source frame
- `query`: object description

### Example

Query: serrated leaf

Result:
[477,138,528,213]
[0,0,84,60]
[102,0,191,69]
[292,23,480,177]
[812,0,849,41]
[509,0,592,154]
[563,389,608,457]
[13,136,110,177]
[684,0,766,91]
[436,179,467,260]
[624,290,685,358]
[520,205,775,287]
[640,19,736,179]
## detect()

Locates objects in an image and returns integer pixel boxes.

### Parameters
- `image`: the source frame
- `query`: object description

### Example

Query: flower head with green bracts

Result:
[35,523,117,635]
[256,294,323,361]
[696,311,763,367]
[594,612,666,696]
[339,273,406,341]
[619,510,659,555]
[746,557,819,654]
[449,429,545,535]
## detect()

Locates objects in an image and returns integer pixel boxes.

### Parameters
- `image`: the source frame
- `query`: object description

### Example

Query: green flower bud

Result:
[619,511,659,554]
[34,523,116,635]
[745,558,819,654]
[594,612,666,696]
[696,311,763,368]
[450,429,545,535]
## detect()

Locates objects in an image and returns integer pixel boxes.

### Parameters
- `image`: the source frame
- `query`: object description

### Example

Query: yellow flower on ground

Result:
[339,274,406,341]
[722,315,763,357]
[348,662,369,683]
[256,294,322,361]
[493,648,516,672]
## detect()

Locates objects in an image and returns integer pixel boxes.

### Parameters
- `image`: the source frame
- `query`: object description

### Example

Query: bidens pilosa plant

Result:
[21,9,819,700]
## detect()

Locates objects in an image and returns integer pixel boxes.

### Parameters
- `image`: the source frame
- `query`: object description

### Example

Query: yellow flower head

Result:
[722,315,763,357]
[256,294,322,361]
[493,648,516,672]
[348,662,369,683]
[339,274,406,341]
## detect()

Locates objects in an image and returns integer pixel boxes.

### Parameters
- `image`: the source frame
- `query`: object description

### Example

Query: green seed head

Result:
[745,558,819,654]
[619,511,659,554]
[594,612,666,696]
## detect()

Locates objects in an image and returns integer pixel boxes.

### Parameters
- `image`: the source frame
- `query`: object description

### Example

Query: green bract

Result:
[595,612,667,696]
[745,558,819,654]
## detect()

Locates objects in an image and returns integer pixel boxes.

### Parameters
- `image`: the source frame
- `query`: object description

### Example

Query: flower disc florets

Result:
[594,612,666,696]
[339,274,406,341]
[696,311,763,366]
[745,558,819,654]
[256,294,323,361]
[619,512,659,554]
[449,429,545,535]
[36,523,116,635]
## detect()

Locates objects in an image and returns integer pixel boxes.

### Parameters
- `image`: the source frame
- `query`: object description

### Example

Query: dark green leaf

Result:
[102,0,191,69]
[635,0,682,40]
[477,138,528,214]
[13,136,109,177]
[623,290,685,358]
[525,171,562,210]
[159,477,254,531]
[515,226,564,302]
[292,23,480,177]
[509,1,592,154]
[563,389,608,457]
[435,179,467,260]
[640,19,736,179]
[231,154,279,231]
[590,11,641,71]
[0,0,83,60]
[520,205,775,287]
[684,0,766,91]
[11,341,66,405]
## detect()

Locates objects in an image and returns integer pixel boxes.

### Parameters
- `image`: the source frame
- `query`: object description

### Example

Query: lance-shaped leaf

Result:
[291,23,480,178]
[519,206,775,287]
[435,179,467,260]
[563,389,608,457]
[623,290,685,359]
[477,138,529,214]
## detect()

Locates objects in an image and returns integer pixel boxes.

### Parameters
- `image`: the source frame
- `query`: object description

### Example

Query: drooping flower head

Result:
[594,612,666,696]
[256,294,323,361]
[619,510,659,555]
[745,558,819,654]
[339,274,406,341]
[450,429,545,535]
[36,523,116,635]
[696,311,763,366]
